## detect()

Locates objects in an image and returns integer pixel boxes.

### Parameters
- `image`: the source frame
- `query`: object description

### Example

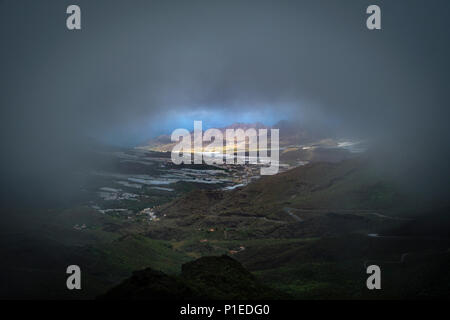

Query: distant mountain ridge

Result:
[138,120,363,165]
[139,120,330,152]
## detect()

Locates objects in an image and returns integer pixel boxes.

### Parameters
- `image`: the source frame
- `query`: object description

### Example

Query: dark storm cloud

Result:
[1,0,450,204]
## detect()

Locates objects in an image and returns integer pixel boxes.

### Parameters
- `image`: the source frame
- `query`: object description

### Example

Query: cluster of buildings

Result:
[73,224,87,231]
[138,207,160,221]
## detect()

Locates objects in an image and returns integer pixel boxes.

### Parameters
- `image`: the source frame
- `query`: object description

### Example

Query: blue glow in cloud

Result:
[98,105,292,147]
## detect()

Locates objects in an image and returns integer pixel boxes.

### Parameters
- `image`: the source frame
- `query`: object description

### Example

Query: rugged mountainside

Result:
[218,157,401,212]
[146,157,406,241]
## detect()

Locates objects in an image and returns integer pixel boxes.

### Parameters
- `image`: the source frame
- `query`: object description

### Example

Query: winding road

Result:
[283,207,304,222]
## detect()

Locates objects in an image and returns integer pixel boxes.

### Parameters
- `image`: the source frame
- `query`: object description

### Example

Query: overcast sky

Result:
[1,0,450,203]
